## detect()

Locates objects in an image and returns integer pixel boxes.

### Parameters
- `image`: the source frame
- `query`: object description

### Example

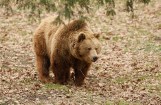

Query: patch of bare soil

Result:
[1,0,161,105]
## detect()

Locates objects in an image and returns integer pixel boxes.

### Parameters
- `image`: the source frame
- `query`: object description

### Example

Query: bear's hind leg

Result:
[36,55,52,83]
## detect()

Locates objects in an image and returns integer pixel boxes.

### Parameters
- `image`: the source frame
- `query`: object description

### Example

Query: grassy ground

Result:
[1,0,161,105]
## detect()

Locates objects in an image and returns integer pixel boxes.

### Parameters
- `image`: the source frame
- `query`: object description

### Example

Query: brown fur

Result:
[33,16,101,86]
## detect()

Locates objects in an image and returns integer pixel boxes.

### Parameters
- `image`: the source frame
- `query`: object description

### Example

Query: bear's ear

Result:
[78,33,86,42]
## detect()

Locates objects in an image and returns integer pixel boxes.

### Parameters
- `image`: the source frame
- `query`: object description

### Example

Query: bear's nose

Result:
[92,56,98,62]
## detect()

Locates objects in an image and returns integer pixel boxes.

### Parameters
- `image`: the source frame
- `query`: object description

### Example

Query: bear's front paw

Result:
[40,77,54,83]
[74,80,84,86]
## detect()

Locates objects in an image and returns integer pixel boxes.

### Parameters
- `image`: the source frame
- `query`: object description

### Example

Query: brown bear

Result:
[33,16,101,86]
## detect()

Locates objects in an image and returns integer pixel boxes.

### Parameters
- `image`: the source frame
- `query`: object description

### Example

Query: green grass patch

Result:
[20,31,28,36]
[112,76,130,84]
[156,45,161,51]
[158,24,161,29]
[144,43,156,51]
[155,73,161,78]
[106,99,141,105]
[106,100,114,105]
[136,28,151,36]
[157,91,161,97]
[44,83,68,91]
[20,78,33,84]
[112,36,122,42]
[117,100,129,105]
[144,84,161,93]
[144,42,161,52]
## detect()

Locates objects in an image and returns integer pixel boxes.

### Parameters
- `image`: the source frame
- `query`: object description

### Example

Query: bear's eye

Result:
[88,48,91,50]
[95,48,98,50]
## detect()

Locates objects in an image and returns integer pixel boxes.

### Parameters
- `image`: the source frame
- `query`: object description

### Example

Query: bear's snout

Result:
[92,56,98,62]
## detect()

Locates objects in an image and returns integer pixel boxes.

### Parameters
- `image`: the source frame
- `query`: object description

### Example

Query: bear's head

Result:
[71,32,101,63]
